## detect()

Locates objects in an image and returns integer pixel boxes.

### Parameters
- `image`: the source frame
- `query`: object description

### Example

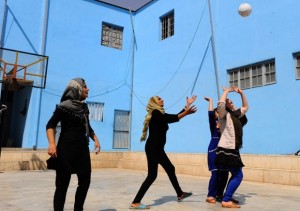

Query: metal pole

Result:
[0,0,7,48]
[208,0,220,99]
[0,0,7,156]
[34,0,49,149]
[128,8,136,151]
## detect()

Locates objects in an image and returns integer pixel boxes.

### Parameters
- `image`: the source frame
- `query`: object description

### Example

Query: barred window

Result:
[240,67,250,89]
[113,110,129,149]
[228,59,276,89]
[101,22,123,50]
[265,61,276,84]
[251,64,263,87]
[160,10,174,40]
[86,101,104,122]
[228,70,239,87]
[293,53,300,79]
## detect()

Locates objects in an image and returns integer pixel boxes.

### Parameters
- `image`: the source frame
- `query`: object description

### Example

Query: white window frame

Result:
[228,59,276,89]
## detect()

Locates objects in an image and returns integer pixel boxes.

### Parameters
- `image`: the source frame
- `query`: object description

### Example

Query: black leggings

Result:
[132,149,183,203]
[54,168,91,211]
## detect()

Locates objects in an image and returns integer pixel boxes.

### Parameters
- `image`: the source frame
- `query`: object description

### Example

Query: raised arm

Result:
[178,95,197,120]
[217,86,233,119]
[204,97,213,111]
[219,86,232,103]
[232,86,249,114]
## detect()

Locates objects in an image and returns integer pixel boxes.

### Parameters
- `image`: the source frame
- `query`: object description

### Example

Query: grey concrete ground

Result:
[0,168,299,211]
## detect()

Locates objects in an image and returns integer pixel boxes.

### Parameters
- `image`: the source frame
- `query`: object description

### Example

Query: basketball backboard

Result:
[0,48,48,90]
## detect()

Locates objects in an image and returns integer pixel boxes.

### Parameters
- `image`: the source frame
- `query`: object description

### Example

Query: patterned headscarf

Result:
[58,78,90,142]
[140,96,165,141]
[59,78,85,114]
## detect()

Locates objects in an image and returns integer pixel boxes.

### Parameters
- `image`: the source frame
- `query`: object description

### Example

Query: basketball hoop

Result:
[0,48,48,90]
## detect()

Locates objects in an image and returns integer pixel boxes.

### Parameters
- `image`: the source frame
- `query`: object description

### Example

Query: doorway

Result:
[0,81,32,148]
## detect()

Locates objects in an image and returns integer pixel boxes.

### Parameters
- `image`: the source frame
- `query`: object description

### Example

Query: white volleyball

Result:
[238,3,252,17]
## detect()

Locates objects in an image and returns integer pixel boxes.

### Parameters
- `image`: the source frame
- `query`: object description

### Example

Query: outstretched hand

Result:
[186,95,197,105]
[232,86,243,94]
[204,97,212,102]
[185,105,197,115]
[222,86,233,93]
[185,96,197,114]
[178,96,197,119]
[222,86,243,94]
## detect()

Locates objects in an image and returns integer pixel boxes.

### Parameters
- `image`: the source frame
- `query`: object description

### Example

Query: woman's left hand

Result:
[232,86,242,94]
[94,140,101,155]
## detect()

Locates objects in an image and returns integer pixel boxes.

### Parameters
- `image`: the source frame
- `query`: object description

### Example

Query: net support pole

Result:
[208,0,220,99]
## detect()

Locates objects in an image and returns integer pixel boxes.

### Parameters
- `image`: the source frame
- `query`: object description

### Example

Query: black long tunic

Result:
[46,106,94,174]
[145,109,181,151]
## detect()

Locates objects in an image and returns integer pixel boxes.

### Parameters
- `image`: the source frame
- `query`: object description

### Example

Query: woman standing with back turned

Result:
[215,86,248,208]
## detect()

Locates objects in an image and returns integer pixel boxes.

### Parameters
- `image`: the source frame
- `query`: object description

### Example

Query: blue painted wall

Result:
[0,0,48,148]
[212,0,300,154]
[131,0,215,153]
[39,0,134,151]
[0,0,299,154]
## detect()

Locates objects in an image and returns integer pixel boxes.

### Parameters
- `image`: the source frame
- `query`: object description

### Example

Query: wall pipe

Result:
[128,8,136,151]
[34,0,49,149]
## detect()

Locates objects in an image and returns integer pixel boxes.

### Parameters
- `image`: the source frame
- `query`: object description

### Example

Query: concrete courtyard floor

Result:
[0,168,300,211]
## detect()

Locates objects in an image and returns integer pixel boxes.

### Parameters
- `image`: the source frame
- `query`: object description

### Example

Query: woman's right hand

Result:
[47,128,57,157]
[222,86,233,93]
[204,97,213,111]
[48,144,57,157]
[185,105,197,115]
[204,97,212,102]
